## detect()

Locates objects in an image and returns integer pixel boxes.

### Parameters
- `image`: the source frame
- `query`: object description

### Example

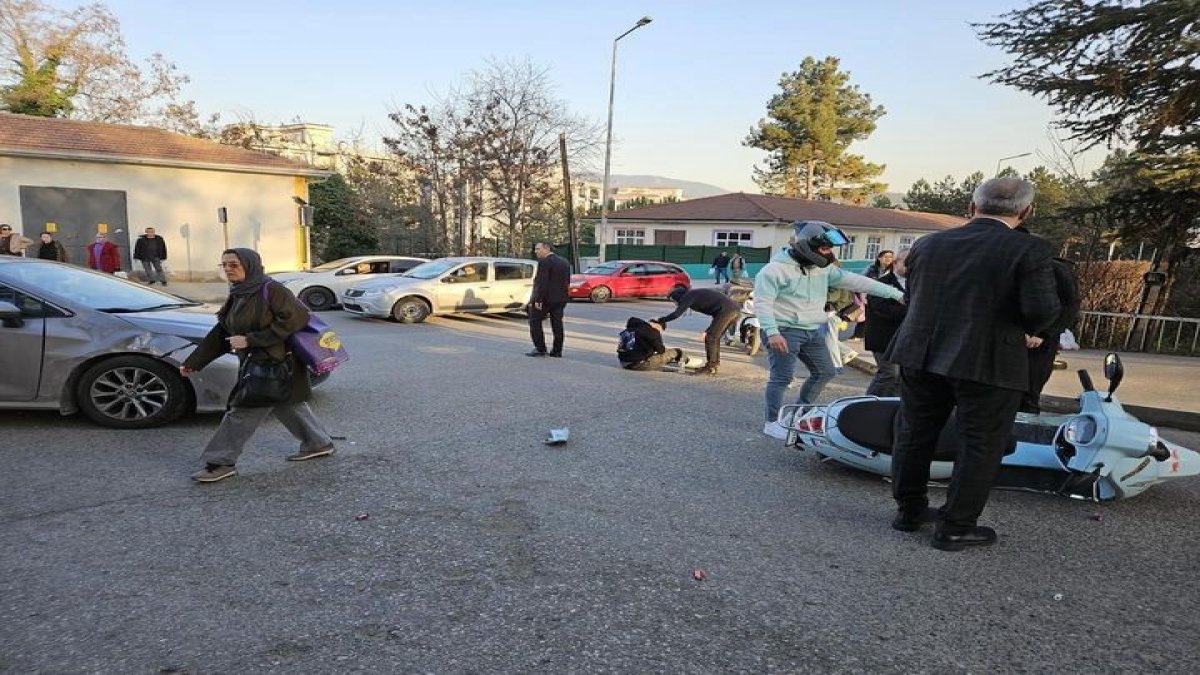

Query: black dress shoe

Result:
[932,526,997,551]
[891,507,936,532]
[525,350,548,357]
[547,352,562,358]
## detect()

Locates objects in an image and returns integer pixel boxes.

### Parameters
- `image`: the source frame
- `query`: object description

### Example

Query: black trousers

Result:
[528,301,566,355]
[704,309,740,365]
[1021,343,1057,414]
[892,368,1022,532]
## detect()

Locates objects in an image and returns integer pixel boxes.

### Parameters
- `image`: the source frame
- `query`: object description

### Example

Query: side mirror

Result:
[0,300,24,328]
[1103,352,1124,399]
[337,268,357,276]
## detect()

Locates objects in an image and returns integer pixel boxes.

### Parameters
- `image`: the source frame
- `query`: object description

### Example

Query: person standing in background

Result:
[730,252,746,281]
[863,250,909,396]
[0,224,33,256]
[86,233,121,274]
[711,250,731,284]
[133,227,169,285]
[526,242,571,358]
[36,232,68,262]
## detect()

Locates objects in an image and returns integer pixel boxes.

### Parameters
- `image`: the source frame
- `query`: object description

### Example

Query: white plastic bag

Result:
[1059,328,1080,351]
[823,313,844,373]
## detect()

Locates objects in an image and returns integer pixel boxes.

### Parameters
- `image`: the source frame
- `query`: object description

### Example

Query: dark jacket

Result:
[133,235,168,261]
[656,288,739,324]
[531,253,570,305]
[863,271,906,353]
[885,217,1061,391]
[712,253,731,269]
[1044,258,1080,340]
[183,281,313,404]
[37,240,68,262]
[617,317,666,366]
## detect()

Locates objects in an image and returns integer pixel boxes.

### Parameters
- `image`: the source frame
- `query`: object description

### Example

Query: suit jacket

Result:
[531,253,571,305]
[87,242,122,273]
[863,271,907,353]
[884,217,1061,391]
[134,235,168,261]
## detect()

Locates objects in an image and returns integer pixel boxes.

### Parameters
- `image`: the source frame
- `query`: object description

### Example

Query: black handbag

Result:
[230,354,292,407]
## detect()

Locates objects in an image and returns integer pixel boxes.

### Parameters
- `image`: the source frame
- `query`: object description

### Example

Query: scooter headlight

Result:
[1063,416,1098,445]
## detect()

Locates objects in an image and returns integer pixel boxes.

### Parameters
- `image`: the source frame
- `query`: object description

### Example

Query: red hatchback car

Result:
[569,260,692,302]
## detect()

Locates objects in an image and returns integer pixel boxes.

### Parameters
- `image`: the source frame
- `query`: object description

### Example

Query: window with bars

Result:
[713,230,752,247]
[898,235,916,251]
[615,229,645,245]
[839,236,858,260]
[865,236,882,260]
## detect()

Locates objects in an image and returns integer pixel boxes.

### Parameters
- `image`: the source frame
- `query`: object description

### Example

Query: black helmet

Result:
[788,220,849,268]
[668,286,687,303]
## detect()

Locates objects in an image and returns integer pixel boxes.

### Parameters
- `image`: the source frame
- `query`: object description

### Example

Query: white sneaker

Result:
[841,349,859,365]
[762,421,789,440]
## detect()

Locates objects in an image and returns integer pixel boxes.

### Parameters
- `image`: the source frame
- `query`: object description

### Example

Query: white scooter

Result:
[779,354,1200,501]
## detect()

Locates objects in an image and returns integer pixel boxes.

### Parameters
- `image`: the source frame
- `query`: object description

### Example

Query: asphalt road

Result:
[3,298,1198,673]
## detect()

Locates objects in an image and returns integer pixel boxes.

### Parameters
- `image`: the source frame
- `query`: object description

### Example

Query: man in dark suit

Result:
[885,177,1061,551]
[1016,226,1081,414]
[527,242,572,357]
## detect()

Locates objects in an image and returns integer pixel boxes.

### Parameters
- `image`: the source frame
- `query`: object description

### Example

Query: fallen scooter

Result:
[779,354,1199,501]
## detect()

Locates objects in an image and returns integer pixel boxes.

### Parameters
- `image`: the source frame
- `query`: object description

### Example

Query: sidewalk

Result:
[166,281,230,304]
[847,346,1200,431]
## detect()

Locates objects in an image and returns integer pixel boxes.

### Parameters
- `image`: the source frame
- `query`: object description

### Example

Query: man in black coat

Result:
[1017,226,1081,414]
[885,177,1061,551]
[655,286,740,376]
[863,249,909,397]
[527,242,572,357]
[133,227,169,285]
[617,317,685,371]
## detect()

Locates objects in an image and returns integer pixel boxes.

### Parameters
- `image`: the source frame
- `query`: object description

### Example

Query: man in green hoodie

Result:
[757,221,906,440]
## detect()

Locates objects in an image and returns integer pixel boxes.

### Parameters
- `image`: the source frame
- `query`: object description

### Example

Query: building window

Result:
[840,236,858,260]
[865,236,882,261]
[615,229,645,245]
[898,235,916,251]
[714,230,753,248]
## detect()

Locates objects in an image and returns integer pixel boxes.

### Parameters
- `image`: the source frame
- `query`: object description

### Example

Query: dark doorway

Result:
[19,186,131,270]
[654,230,686,245]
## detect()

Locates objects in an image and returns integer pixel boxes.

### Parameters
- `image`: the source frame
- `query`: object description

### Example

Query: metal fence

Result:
[1075,311,1200,356]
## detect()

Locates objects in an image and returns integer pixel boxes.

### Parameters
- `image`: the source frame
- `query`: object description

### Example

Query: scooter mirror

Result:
[1104,352,1124,398]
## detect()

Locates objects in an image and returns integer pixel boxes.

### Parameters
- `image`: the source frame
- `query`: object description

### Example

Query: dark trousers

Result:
[1021,344,1057,414]
[624,348,683,371]
[892,368,1022,532]
[704,309,740,365]
[528,301,566,355]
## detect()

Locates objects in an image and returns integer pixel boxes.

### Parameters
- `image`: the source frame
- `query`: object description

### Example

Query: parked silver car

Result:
[341,257,536,323]
[0,257,242,428]
[274,255,429,310]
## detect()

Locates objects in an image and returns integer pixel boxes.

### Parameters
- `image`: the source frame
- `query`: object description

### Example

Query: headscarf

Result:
[225,247,273,298]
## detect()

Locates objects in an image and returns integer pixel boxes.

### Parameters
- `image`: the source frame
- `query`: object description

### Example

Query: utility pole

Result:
[560,133,580,271]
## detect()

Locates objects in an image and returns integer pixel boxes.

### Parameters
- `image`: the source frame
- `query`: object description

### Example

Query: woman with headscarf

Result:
[180,248,335,482]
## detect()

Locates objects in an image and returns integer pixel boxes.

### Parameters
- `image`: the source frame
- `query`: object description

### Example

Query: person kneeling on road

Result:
[617,318,687,371]
[656,287,741,376]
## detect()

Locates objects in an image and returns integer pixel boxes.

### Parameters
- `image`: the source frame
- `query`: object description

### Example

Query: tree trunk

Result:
[805,160,815,200]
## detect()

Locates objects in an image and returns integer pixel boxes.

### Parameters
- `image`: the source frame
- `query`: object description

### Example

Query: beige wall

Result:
[606,220,935,258]
[0,156,309,279]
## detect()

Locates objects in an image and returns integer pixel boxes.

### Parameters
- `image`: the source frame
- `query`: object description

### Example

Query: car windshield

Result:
[0,263,201,312]
[404,259,460,280]
[582,262,623,275]
[310,257,363,272]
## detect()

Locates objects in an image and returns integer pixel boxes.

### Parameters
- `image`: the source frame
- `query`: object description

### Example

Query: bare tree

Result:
[0,0,203,131]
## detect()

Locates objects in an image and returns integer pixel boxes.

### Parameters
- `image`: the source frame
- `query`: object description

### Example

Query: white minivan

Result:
[341,257,537,323]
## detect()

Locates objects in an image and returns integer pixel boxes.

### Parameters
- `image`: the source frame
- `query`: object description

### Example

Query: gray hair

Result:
[972,177,1035,216]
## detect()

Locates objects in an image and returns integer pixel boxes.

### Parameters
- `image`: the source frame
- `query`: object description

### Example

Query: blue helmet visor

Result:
[815,227,850,248]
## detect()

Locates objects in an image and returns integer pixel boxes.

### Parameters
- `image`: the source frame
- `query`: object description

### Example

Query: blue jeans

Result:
[713,267,730,284]
[764,327,839,422]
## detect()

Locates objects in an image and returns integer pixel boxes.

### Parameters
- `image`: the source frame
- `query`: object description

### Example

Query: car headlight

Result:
[359,288,385,297]
[1063,416,1098,445]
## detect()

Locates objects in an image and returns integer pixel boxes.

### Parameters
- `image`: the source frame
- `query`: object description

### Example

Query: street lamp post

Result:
[597,16,652,263]
[995,152,1033,176]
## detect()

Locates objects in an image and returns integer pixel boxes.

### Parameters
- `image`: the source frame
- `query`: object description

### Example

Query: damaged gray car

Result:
[1,257,245,428]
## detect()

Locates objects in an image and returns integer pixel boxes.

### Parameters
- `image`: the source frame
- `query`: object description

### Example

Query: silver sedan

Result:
[0,257,240,428]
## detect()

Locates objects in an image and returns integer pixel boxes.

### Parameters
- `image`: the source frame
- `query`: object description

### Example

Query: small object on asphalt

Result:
[1053,593,1064,601]
[692,569,707,581]
[355,513,369,521]
[330,435,348,440]
[1089,511,1103,522]
[544,428,570,446]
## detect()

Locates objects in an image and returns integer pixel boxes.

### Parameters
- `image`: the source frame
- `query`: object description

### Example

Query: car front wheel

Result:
[75,355,189,428]
[589,286,612,303]
[392,297,431,323]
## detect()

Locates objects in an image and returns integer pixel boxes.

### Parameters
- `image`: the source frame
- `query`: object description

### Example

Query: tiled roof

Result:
[605,192,965,231]
[0,113,326,176]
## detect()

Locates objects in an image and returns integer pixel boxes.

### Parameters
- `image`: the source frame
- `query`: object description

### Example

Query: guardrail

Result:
[1076,311,1200,356]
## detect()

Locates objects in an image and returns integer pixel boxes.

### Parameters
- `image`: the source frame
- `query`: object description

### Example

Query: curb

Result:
[845,356,1200,433]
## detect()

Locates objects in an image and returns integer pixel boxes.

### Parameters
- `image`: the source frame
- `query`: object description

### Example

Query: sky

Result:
[71,0,1107,195]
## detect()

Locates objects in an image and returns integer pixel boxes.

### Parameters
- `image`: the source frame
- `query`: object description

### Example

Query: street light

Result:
[995,152,1033,176]
[597,15,653,263]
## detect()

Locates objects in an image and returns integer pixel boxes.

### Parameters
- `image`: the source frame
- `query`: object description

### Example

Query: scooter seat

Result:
[837,400,904,455]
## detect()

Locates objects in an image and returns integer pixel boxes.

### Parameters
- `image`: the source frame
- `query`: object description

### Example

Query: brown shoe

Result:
[287,445,336,462]
[191,465,237,482]
[690,364,719,376]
